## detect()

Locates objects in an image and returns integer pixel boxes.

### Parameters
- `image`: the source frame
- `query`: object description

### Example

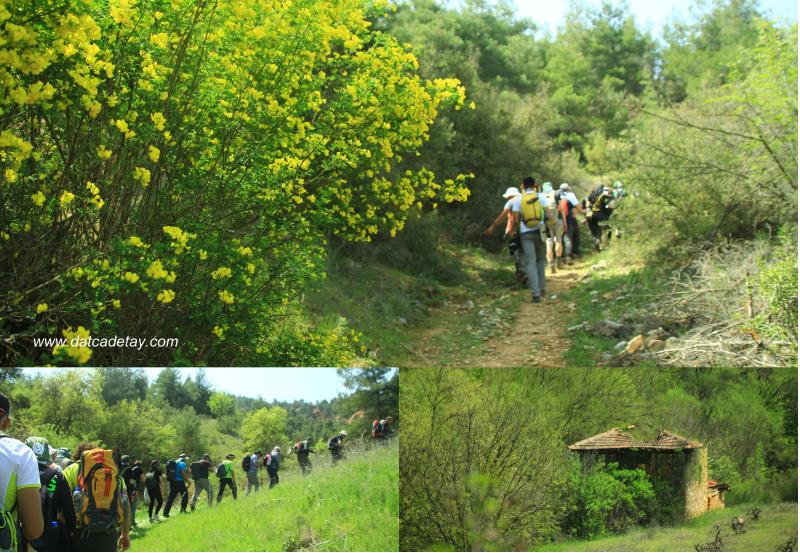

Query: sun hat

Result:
[502,187,520,198]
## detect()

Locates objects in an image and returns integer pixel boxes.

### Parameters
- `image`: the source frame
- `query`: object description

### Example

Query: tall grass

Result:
[130,442,398,552]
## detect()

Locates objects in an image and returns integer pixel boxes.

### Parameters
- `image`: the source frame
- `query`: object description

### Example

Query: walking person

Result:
[293,438,315,475]
[484,186,526,284]
[24,436,76,551]
[216,454,237,503]
[328,431,347,465]
[121,456,144,528]
[190,454,214,511]
[62,442,131,551]
[510,176,551,302]
[145,460,163,523]
[266,447,281,489]
[541,182,565,273]
[163,453,190,517]
[558,183,583,261]
[0,393,44,552]
[244,450,262,496]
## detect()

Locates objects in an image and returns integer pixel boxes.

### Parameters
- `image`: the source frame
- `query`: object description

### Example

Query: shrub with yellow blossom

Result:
[0,0,470,365]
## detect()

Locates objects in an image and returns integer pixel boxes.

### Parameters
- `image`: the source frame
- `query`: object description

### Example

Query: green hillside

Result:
[537,503,798,552]
[130,443,398,552]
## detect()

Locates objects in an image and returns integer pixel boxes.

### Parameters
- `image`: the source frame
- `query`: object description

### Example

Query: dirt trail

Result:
[409,258,593,367]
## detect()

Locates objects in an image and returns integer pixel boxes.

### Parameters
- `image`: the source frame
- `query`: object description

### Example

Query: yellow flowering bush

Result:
[0,0,471,365]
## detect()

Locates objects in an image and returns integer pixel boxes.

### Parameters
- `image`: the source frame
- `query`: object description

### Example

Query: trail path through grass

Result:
[405,255,594,367]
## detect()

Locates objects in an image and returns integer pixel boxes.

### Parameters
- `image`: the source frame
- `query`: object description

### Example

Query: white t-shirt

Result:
[0,434,40,511]
[511,191,551,234]
[560,191,579,206]
[503,197,518,235]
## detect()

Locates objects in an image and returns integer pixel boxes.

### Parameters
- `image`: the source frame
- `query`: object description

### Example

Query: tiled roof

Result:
[569,428,703,450]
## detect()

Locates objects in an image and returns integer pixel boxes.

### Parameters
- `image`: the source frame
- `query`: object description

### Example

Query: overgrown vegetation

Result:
[0,367,398,463]
[400,367,797,551]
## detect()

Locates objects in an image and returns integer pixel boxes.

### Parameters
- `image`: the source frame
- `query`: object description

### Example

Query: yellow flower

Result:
[163,225,190,253]
[212,325,224,339]
[52,326,92,365]
[97,145,112,160]
[133,167,151,187]
[114,119,129,134]
[157,289,175,303]
[150,32,169,49]
[148,145,160,163]
[123,272,139,283]
[112,299,121,309]
[218,290,235,304]
[198,249,208,260]
[211,266,232,280]
[237,246,253,257]
[36,303,48,313]
[31,191,46,206]
[151,112,166,131]
[86,181,100,195]
[246,263,255,274]
[4,168,18,183]
[60,191,75,205]
[128,236,147,248]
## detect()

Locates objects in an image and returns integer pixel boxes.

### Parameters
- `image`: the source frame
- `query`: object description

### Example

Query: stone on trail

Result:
[614,340,628,350]
[647,327,667,339]
[647,339,666,352]
[463,300,475,310]
[591,260,607,271]
[625,334,645,353]
[594,319,626,337]
[397,316,408,326]
[567,323,586,332]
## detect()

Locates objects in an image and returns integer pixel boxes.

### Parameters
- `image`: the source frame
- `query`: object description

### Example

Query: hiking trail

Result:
[405,256,594,367]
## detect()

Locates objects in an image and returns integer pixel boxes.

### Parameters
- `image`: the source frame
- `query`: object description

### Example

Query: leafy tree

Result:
[99,368,148,405]
[240,407,289,453]
[150,368,192,410]
[208,392,236,419]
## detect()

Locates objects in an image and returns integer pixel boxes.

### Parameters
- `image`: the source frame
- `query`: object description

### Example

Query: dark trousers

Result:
[148,485,163,519]
[267,467,279,488]
[217,478,237,502]
[298,457,312,475]
[72,531,118,552]
[566,217,581,256]
[164,480,188,515]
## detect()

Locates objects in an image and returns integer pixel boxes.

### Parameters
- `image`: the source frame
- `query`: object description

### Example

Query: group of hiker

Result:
[485,178,624,302]
[0,391,395,553]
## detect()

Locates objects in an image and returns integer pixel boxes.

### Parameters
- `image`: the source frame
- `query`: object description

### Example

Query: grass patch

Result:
[537,502,797,552]
[561,245,665,366]
[131,442,398,552]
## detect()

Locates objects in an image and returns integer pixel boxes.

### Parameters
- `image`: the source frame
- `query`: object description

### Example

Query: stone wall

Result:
[683,447,709,518]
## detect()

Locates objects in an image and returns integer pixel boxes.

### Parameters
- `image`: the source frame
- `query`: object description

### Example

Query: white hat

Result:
[542,182,553,193]
[559,183,570,191]
[502,187,520,199]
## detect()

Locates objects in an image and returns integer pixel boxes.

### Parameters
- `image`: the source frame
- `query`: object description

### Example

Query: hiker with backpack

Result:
[484,187,527,285]
[510,176,552,303]
[328,431,347,465]
[371,417,393,441]
[558,183,583,261]
[0,393,44,552]
[216,454,237,503]
[586,184,614,251]
[265,447,281,489]
[541,182,566,274]
[144,460,163,523]
[62,442,131,551]
[190,454,214,511]
[120,456,144,528]
[243,450,262,496]
[292,438,315,475]
[24,436,76,551]
[163,453,190,518]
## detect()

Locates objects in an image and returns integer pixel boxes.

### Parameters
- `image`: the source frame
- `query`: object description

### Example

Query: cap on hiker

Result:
[179,453,188,459]
[340,430,348,437]
[202,453,210,460]
[120,454,131,465]
[25,436,51,464]
[502,187,520,199]
[226,453,235,459]
[560,183,570,191]
[542,182,553,193]
[306,436,312,441]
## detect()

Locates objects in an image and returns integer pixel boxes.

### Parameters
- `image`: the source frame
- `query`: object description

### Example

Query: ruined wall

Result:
[683,447,709,518]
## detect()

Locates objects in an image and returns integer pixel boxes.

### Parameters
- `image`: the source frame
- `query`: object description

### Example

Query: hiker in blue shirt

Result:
[163,453,190,517]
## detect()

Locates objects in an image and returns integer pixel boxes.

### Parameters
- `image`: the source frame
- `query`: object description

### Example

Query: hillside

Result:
[130,443,398,552]
[537,503,798,552]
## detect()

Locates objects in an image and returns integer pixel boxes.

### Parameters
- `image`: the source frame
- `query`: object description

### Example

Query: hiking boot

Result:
[162,514,170,518]
[191,505,195,512]
[550,262,557,274]
[531,295,542,303]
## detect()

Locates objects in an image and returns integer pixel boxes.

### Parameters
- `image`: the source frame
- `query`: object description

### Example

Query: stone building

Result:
[568,428,726,518]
